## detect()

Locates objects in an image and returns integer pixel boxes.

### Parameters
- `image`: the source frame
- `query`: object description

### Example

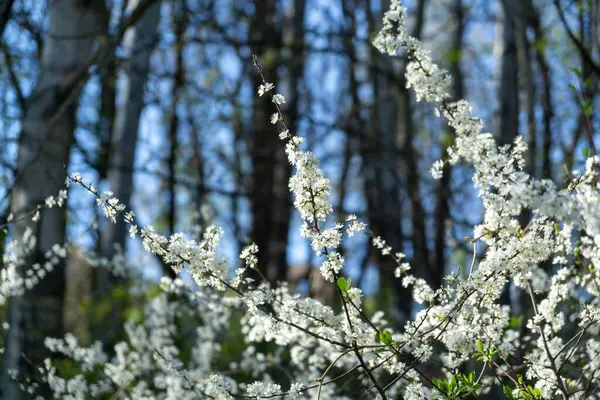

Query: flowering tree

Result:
[1,1,600,399]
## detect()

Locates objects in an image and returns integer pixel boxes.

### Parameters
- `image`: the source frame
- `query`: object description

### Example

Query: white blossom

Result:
[257,82,274,96]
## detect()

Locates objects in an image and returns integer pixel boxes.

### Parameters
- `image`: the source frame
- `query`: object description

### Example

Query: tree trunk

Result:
[433,0,464,291]
[249,0,289,284]
[362,0,411,322]
[2,1,107,398]
[397,0,431,291]
[96,0,160,346]
[100,0,160,268]
[165,1,186,279]
[276,0,306,284]
[496,0,520,307]
[497,0,520,147]
[0,0,15,38]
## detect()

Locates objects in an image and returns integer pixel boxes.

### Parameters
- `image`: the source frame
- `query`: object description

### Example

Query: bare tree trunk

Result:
[399,75,431,283]
[95,0,160,347]
[497,0,520,147]
[519,31,536,179]
[497,0,520,307]
[96,62,117,185]
[273,0,305,283]
[2,1,107,398]
[362,0,410,322]
[249,0,289,284]
[64,6,114,347]
[100,0,160,265]
[398,0,431,289]
[64,248,93,345]
[531,16,554,180]
[0,0,15,38]
[230,109,244,250]
[579,4,598,155]
[165,1,186,279]
[433,0,464,291]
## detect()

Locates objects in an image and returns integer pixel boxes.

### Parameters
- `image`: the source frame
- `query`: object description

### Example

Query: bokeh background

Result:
[0,0,598,395]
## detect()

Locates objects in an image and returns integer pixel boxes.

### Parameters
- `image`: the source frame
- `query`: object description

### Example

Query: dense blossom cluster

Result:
[0,186,72,306]
[0,1,598,398]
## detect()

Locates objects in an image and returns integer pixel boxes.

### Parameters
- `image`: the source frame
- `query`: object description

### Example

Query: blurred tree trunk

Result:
[2,1,107,398]
[165,1,186,279]
[360,0,430,322]
[96,0,160,345]
[277,0,305,281]
[100,0,160,266]
[64,5,114,347]
[497,0,520,307]
[578,2,598,154]
[518,15,536,180]
[562,3,596,174]
[433,0,464,291]
[0,0,14,38]
[249,0,290,284]
[396,0,431,294]
[529,8,554,180]
[342,1,369,302]
[498,0,520,147]
[362,0,410,322]
[64,248,93,345]
[96,63,117,187]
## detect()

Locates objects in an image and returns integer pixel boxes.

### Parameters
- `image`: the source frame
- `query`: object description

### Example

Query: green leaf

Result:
[379,330,393,346]
[336,277,350,293]
[584,101,593,117]
[503,385,515,399]
[443,48,462,63]
[450,375,457,389]
[510,316,523,330]
[442,132,455,148]
[534,38,546,52]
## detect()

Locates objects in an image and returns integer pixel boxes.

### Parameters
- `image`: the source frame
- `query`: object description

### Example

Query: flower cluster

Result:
[2,1,600,399]
[96,191,126,223]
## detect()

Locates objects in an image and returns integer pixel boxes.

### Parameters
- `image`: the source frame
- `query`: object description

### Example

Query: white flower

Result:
[96,191,125,223]
[288,382,304,399]
[71,171,82,182]
[373,236,392,255]
[272,94,286,105]
[430,159,445,179]
[413,343,433,361]
[270,113,279,124]
[257,82,274,96]
[247,382,282,398]
[319,252,344,281]
[347,219,366,237]
[240,244,258,259]
[128,225,138,238]
[45,196,56,208]
[394,262,411,277]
